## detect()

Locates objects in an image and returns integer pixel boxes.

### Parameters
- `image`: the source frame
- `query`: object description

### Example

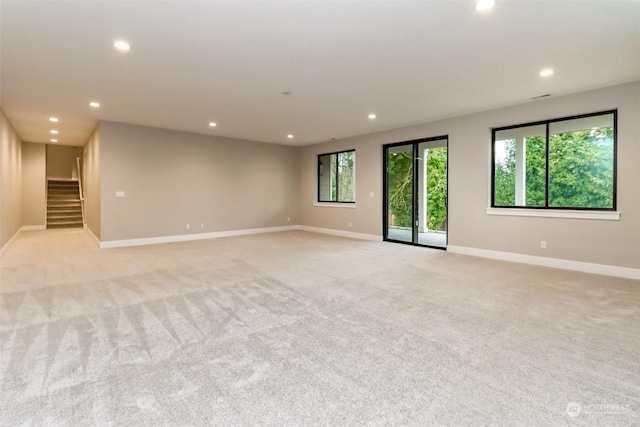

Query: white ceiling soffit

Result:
[1,1,638,147]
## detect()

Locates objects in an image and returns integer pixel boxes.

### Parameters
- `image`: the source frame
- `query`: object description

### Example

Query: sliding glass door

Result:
[384,136,448,249]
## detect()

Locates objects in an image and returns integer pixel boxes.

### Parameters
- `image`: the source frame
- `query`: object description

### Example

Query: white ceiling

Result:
[1,1,638,147]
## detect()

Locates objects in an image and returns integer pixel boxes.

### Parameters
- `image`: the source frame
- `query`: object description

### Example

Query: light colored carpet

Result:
[1,229,638,426]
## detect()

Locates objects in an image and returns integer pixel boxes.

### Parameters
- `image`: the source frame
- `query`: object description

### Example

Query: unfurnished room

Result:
[1,1,639,425]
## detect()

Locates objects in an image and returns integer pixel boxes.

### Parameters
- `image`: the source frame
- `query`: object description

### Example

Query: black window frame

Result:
[491,109,617,211]
[317,149,356,203]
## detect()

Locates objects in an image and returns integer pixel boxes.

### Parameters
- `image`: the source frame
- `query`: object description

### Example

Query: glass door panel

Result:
[384,136,448,249]
[385,144,414,243]
[417,140,447,248]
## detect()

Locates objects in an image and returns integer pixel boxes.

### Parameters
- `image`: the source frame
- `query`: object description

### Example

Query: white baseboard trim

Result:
[0,227,22,258]
[299,225,382,242]
[447,245,640,280]
[22,225,46,231]
[99,225,300,249]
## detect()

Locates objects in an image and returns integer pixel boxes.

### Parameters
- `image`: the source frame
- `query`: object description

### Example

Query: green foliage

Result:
[320,151,354,202]
[337,151,355,202]
[548,128,613,208]
[387,147,448,231]
[426,147,447,230]
[525,136,546,206]
[329,154,337,201]
[387,151,413,228]
[493,127,614,209]
[494,139,516,206]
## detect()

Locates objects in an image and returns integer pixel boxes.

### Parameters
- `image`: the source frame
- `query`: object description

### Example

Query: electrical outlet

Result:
[186,224,190,230]
[348,222,352,227]
[201,223,204,228]
[287,217,291,222]
[540,240,546,249]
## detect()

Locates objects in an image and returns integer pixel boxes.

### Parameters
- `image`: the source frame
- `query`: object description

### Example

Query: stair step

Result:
[48,194,79,198]
[48,205,81,209]
[48,208,82,212]
[48,206,82,211]
[48,214,82,218]
[48,206,81,210]
[48,182,79,185]
[47,198,81,202]
[47,212,82,219]
[47,223,83,229]
[48,188,79,192]
[47,215,82,224]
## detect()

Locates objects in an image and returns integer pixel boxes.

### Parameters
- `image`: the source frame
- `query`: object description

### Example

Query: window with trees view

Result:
[318,150,355,203]
[492,110,616,210]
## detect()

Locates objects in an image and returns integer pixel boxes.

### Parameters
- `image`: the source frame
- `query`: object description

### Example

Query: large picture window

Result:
[318,150,355,203]
[492,110,616,210]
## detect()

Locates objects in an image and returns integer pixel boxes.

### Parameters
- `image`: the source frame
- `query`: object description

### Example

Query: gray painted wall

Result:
[98,121,299,242]
[22,142,46,227]
[299,82,640,269]
[83,125,101,239]
[0,111,23,249]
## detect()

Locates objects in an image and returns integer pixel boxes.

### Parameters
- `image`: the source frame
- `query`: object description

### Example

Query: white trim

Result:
[0,228,22,258]
[299,225,382,242]
[22,225,46,231]
[486,208,620,221]
[47,177,79,182]
[99,225,300,249]
[447,245,640,280]
[313,202,357,209]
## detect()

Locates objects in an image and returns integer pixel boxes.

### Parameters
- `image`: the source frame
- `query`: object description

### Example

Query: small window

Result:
[492,110,616,210]
[318,150,356,202]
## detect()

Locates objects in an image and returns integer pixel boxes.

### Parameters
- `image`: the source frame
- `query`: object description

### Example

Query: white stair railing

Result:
[76,157,85,226]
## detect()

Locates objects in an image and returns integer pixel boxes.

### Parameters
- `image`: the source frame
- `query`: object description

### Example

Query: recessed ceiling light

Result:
[89,101,100,108]
[49,117,58,122]
[474,0,495,11]
[50,139,58,143]
[114,40,131,51]
[287,134,294,139]
[368,113,377,119]
[50,130,59,134]
[209,122,217,127]
[540,68,554,77]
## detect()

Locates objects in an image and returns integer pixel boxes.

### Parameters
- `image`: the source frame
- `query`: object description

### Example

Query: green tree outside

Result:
[387,151,413,228]
[387,147,447,231]
[337,151,355,202]
[494,127,613,208]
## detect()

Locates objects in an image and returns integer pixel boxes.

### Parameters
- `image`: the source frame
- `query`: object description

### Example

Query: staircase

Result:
[47,180,84,229]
